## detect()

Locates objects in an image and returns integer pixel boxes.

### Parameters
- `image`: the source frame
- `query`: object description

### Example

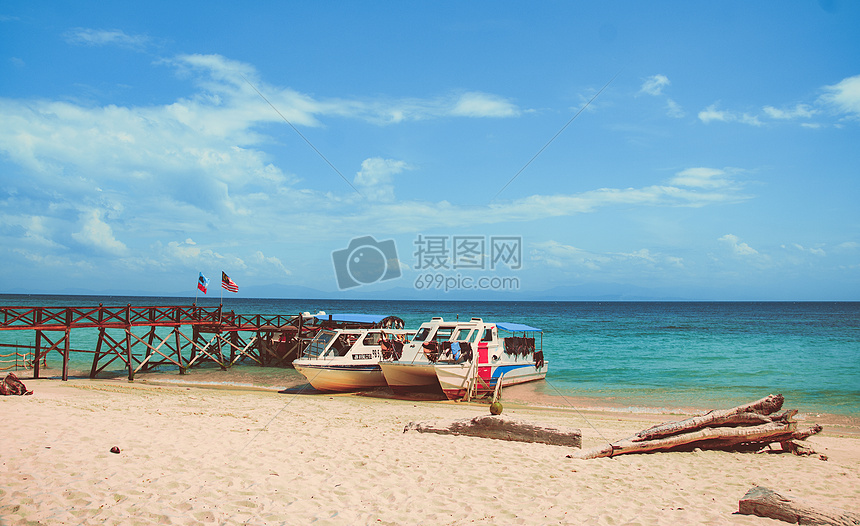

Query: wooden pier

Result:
[0,304,333,381]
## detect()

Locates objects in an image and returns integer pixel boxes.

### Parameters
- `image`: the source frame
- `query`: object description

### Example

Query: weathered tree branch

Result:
[573,421,804,459]
[738,486,860,525]
[634,394,784,441]
[570,396,821,460]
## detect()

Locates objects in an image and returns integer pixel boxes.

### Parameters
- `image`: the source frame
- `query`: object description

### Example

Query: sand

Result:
[2,378,859,526]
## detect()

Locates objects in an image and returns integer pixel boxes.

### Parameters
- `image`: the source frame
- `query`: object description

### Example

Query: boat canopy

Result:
[495,322,542,332]
[314,313,390,324]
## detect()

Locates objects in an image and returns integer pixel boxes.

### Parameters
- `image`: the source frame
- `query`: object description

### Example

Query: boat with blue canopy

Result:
[379,317,547,400]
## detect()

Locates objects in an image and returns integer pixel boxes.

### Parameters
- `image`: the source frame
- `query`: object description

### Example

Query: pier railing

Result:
[0,304,311,381]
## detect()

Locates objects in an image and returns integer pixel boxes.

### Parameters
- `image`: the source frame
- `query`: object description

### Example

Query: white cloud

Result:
[530,241,609,270]
[698,104,763,126]
[319,171,753,237]
[763,104,816,120]
[638,75,683,118]
[450,92,520,118]
[700,75,860,128]
[64,28,150,50]
[666,98,684,118]
[820,74,860,119]
[0,52,760,290]
[0,213,62,249]
[739,113,763,126]
[666,256,684,268]
[616,248,657,263]
[669,167,734,189]
[354,157,411,201]
[719,234,758,256]
[71,209,128,255]
[531,242,683,274]
[640,75,670,96]
[252,250,292,276]
[790,243,826,256]
[157,239,247,272]
[698,104,729,123]
[11,248,94,270]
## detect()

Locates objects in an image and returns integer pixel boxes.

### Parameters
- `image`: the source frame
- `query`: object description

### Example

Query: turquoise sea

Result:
[2,295,858,417]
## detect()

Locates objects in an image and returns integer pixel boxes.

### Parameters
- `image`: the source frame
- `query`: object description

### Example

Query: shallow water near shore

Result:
[3,294,858,417]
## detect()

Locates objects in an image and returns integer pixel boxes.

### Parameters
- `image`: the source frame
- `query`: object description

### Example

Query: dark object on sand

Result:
[738,486,860,525]
[0,373,33,396]
[404,414,582,447]
[572,394,822,459]
[110,446,121,454]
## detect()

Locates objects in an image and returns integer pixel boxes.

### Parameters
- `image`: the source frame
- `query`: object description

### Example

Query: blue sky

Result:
[1,1,858,300]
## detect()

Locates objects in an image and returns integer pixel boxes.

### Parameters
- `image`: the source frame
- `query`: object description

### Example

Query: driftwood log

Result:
[0,373,33,396]
[404,415,582,448]
[571,395,822,459]
[738,486,860,525]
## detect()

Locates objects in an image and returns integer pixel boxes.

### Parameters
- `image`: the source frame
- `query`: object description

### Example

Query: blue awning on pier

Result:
[495,322,542,332]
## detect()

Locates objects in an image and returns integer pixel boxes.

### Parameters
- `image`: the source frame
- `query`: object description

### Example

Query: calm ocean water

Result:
[2,295,858,416]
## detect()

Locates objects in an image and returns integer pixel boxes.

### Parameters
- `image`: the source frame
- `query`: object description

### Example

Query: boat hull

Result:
[435,361,548,400]
[378,361,441,393]
[293,362,386,392]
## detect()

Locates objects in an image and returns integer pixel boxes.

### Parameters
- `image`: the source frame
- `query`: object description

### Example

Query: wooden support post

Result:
[216,305,226,370]
[125,304,134,381]
[62,308,71,381]
[144,307,156,372]
[191,326,199,364]
[33,328,42,379]
[230,330,238,365]
[174,306,185,374]
[90,304,105,379]
[90,328,106,378]
[175,326,185,374]
[256,329,264,366]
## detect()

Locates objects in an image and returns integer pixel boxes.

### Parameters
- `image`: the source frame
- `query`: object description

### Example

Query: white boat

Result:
[434,321,546,400]
[378,317,547,399]
[378,317,466,393]
[293,326,413,392]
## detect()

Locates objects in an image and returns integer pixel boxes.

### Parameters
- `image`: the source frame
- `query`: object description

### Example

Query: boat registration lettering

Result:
[352,353,373,360]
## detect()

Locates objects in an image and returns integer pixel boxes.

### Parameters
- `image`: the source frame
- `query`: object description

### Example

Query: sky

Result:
[1,1,859,301]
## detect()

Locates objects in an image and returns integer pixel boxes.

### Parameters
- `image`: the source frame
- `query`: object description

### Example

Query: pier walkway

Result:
[0,304,318,381]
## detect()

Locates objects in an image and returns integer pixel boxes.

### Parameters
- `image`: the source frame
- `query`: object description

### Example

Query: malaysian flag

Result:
[221,271,239,293]
[197,272,209,294]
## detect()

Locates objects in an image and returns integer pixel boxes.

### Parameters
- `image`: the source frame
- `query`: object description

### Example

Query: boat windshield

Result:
[329,333,358,357]
[433,327,455,341]
[454,328,474,341]
[305,330,337,359]
[362,331,383,345]
[412,327,433,342]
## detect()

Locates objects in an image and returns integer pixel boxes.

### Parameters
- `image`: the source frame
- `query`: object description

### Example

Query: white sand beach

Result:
[2,378,858,525]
